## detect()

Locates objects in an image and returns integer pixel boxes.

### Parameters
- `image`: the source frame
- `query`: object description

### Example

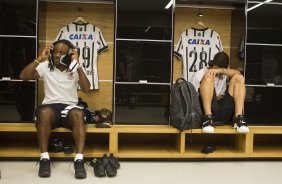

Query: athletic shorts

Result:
[199,90,235,124]
[34,103,85,129]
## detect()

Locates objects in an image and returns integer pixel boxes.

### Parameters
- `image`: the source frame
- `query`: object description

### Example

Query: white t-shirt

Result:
[36,61,79,105]
[55,22,108,90]
[174,28,223,84]
[192,67,227,96]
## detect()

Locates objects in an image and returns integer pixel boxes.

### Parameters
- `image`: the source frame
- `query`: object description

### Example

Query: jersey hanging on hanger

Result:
[55,22,108,90]
[174,27,223,88]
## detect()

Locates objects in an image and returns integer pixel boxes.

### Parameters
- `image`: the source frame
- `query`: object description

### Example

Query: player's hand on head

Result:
[70,49,79,61]
[69,49,81,72]
[38,46,52,62]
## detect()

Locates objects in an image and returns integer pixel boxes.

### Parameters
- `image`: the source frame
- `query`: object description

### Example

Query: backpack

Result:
[170,78,203,131]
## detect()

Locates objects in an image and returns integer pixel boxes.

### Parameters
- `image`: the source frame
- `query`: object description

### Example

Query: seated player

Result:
[193,51,249,133]
[19,39,90,178]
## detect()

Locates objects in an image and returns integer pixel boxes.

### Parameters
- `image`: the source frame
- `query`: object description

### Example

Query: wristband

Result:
[34,59,40,64]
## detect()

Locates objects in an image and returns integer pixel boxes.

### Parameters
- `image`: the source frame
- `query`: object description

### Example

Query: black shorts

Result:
[200,90,235,124]
[34,103,85,129]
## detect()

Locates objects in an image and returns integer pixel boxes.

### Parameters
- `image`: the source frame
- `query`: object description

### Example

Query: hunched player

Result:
[174,27,223,88]
[56,22,108,90]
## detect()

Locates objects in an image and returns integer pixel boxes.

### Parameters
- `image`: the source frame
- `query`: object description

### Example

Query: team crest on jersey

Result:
[188,39,210,45]
[67,72,74,80]
[69,34,93,40]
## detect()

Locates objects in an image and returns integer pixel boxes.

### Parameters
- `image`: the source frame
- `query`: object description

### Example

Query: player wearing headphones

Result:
[191,51,249,134]
[19,39,90,179]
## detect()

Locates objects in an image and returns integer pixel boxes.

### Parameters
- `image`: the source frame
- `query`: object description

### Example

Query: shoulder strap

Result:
[178,81,192,131]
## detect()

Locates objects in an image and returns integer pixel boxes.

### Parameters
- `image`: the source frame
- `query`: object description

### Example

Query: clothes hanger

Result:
[192,12,207,29]
[192,21,207,29]
[73,16,88,24]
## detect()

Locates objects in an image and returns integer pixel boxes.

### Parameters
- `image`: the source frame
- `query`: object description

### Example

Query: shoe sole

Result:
[107,173,117,177]
[232,124,249,133]
[95,173,106,177]
[75,174,87,179]
[39,173,50,178]
[202,126,214,133]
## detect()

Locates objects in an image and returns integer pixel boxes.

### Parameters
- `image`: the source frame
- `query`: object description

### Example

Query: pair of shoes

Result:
[91,153,120,177]
[100,153,118,177]
[232,115,249,133]
[38,158,51,177]
[202,115,215,133]
[74,159,87,179]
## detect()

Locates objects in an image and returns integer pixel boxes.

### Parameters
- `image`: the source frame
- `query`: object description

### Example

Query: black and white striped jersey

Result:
[56,22,108,90]
[174,28,223,87]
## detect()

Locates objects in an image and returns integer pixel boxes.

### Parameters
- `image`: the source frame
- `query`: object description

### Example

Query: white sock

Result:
[40,152,50,160]
[74,153,83,161]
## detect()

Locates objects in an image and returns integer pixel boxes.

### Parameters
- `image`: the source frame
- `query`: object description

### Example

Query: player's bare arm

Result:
[73,50,90,93]
[221,68,241,78]
[205,67,241,79]
[19,46,51,81]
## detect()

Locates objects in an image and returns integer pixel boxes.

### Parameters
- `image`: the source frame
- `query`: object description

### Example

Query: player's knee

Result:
[69,109,84,120]
[38,107,53,119]
[233,74,245,84]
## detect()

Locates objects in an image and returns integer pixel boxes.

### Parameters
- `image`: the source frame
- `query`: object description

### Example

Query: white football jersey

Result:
[55,22,108,90]
[174,28,223,87]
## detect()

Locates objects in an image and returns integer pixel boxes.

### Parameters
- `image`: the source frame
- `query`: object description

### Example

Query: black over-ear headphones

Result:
[49,39,75,67]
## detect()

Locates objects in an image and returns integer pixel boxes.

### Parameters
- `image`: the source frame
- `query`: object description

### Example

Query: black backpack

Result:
[170,78,203,131]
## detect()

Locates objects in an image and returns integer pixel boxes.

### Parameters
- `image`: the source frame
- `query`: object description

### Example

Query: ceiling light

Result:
[247,0,273,12]
[165,0,173,9]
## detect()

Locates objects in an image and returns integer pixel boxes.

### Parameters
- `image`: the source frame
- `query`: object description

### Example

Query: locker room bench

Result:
[0,123,282,159]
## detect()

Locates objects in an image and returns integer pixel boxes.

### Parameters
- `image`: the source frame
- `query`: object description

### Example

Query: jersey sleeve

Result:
[190,68,206,90]
[174,34,183,59]
[97,29,108,53]
[211,31,223,60]
[36,61,48,78]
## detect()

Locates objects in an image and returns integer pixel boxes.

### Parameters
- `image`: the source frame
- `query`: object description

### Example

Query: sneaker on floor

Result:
[101,153,109,166]
[109,153,120,170]
[202,115,214,133]
[105,159,117,177]
[74,159,87,179]
[38,158,51,177]
[232,115,249,133]
[91,158,106,177]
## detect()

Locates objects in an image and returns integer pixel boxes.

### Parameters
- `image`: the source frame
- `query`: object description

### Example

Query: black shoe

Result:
[109,153,120,170]
[202,115,214,133]
[91,158,106,177]
[74,159,87,179]
[105,160,117,177]
[101,153,109,166]
[232,115,249,133]
[38,158,51,177]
